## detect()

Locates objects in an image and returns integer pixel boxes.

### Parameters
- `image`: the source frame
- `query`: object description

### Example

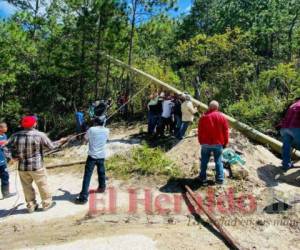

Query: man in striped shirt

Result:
[8,116,66,213]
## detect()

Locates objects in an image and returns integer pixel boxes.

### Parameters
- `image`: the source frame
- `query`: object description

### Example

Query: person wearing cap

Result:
[8,116,66,213]
[75,115,109,204]
[197,101,229,185]
[0,122,16,199]
[278,98,300,171]
[176,94,197,139]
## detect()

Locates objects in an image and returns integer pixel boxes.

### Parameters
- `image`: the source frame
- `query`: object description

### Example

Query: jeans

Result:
[80,156,106,201]
[174,115,182,135]
[177,121,190,139]
[0,164,9,188]
[199,145,224,182]
[280,128,300,169]
[148,112,159,135]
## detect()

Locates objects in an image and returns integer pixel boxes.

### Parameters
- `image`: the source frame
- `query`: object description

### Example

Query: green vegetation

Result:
[1,0,300,135]
[106,144,182,179]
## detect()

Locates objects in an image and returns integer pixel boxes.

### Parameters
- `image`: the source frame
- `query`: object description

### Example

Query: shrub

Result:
[107,144,182,179]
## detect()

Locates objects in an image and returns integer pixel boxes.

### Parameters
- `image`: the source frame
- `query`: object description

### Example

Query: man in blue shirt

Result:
[0,122,16,199]
[75,116,109,204]
[75,109,87,137]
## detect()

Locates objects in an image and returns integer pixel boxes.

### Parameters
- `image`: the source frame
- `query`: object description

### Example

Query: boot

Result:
[1,185,16,199]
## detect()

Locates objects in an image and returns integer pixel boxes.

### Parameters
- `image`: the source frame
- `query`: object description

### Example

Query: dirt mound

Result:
[166,128,300,202]
[167,129,279,179]
[1,124,300,250]
[45,126,142,166]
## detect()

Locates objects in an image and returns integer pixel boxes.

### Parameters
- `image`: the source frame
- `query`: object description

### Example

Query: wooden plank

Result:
[185,185,246,250]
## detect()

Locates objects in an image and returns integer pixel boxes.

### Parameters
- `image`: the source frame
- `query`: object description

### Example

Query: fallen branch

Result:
[185,185,246,250]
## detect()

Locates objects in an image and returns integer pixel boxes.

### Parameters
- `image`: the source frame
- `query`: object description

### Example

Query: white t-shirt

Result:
[85,126,109,159]
[162,100,174,118]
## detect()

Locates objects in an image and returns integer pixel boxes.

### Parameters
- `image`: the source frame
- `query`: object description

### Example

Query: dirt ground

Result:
[0,125,300,250]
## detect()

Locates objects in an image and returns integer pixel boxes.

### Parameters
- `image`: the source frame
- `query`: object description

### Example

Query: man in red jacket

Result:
[198,101,229,185]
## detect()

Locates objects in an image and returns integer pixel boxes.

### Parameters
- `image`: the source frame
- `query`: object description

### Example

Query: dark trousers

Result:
[148,112,160,135]
[174,115,182,135]
[79,156,106,201]
[176,121,190,139]
[0,164,9,188]
[158,117,172,136]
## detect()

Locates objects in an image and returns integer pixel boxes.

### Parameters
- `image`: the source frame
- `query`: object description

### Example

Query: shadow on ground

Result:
[257,164,300,187]
[159,177,214,193]
[0,189,78,219]
[0,203,25,218]
[128,132,182,151]
[53,188,78,203]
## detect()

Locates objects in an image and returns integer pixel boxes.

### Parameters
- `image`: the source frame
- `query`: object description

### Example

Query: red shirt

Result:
[280,100,300,128]
[198,110,229,146]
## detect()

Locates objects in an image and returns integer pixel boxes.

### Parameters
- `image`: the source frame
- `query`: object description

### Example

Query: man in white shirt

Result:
[75,116,109,204]
[159,95,174,136]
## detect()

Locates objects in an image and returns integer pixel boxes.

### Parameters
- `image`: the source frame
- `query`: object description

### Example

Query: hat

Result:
[21,116,37,129]
[185,94,191,101]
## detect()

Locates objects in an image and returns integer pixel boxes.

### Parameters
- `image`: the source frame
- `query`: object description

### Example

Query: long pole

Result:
[102,53,300,158]
[185,185,246,250]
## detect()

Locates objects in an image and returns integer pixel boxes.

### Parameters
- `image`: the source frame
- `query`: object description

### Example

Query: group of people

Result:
[75,99,112,136]
[0,95,299,213]
[0,114,109,212]
[147,92,198,140]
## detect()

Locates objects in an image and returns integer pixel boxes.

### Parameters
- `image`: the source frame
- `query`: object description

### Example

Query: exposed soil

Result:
[0,125,299,250]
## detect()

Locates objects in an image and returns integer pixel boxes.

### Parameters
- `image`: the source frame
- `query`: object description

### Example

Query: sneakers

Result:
[2,192,16,199]
[215,179,225,185]
[1,186,17,199]
[27,203,39,214]
[97,187,106,193]
[282,163,294,172]
[74,197,88,205]
[196,177,208,186]
[42,201,57,211]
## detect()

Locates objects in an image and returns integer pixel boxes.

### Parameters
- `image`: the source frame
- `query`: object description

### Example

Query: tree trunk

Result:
[32,0,39,40]
[95,12,102,100]
[126,0,137,97]
[125,0,138,116]
[104,60,111,98]
[79,10,87,106]
[193,76,201,100]
[288,12,299,61]
[128,0,137,67]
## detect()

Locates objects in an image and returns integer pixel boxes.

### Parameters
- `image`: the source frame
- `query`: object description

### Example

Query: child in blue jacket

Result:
[0,122,15,199]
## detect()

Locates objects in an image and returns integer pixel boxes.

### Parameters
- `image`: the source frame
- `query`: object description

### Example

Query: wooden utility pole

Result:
[101,53,300,158]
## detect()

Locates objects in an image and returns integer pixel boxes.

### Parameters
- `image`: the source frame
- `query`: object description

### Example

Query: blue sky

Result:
[172,0,193,17]
[0,0,192,19]
[0,1,17,18]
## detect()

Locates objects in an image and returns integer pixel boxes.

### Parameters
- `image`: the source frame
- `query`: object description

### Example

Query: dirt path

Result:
[0,125,300,250]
